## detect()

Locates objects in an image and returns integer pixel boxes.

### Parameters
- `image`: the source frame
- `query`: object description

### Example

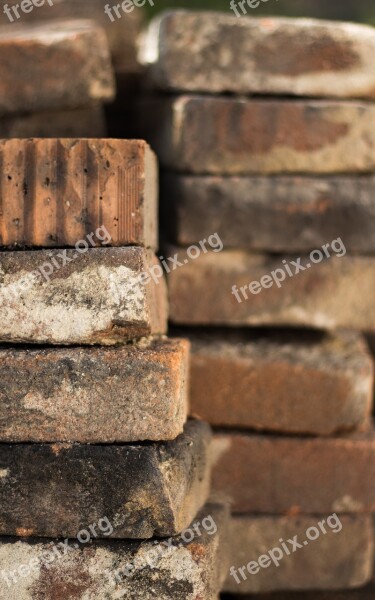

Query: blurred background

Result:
[144,0,375,24]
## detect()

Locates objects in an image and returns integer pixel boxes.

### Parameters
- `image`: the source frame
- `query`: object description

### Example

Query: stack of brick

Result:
[139,11,375,597]
[0,138,228,599]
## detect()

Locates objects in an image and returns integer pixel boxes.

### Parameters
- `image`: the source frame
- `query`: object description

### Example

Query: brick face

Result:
[211,427,375,514]
[184,330,373,435]
[142,13,375,99]
[0,139,158,249]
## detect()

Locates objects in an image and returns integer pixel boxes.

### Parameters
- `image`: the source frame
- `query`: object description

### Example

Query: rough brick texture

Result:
[223,515,373,594]
[0,20,115,115]
[0,139,158,249]
[0,105,106,138]
[0,247,167,344]
[0,337,189,443]
[142,13,375,99]
[0,0,143,74]
[143,96,375,174]
[211,426,375,514]
[183,329,373,435]
[0,503,228,599]
[0,421,211,539]
[162,174,375,253]
[167,248,375,331]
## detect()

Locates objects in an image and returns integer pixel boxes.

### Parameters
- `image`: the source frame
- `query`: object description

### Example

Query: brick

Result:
[0,503,228,599]
[167,248,375,331]
[223,592,375,600]
[0,420,211,539]
[0,337,189,443]
[142,96,375,175]
[0,0,143,74]
[211,427,375,514]
[183,330,373,436]
[0,247,167,345]
[142,13,375,100]
[0,20,115,115]
[162,174,375,253]
[222,515,373,594]
[0,105,106,138]
[0,139,158,249]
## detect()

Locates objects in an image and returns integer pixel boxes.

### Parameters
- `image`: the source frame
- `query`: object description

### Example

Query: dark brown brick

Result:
[0,247,167,344]
[0,420,211,539]
[0,138,158,249]
[162,174,375,253]
[0,20,115,115]
[0,338,189,443]
[184,330,373,436]
[142,13,375,99]
[223,515,373,594]
[211,427,375,514]
[142,96,375,174]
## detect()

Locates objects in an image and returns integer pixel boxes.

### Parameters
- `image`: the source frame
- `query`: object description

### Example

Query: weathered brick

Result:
[0,420,211,539]
[222,515,373,594]
[141,13,375,99]
[182,329,373,436]
[143,96,375,174]
[167,248,375,331]
[0,247,167,344]
[223,591,375,600]
[0,337,189,443]
[0,0,143,74]
[0,139,158,249]
[211,427,375,514]
[0,20,115,115]
[0,503,228,599]
[0,105,106,138]
[162,174,375,253]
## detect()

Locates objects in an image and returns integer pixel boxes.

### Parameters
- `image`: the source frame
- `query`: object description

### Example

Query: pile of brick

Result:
[0,137,229,599]
[140,11,375,598]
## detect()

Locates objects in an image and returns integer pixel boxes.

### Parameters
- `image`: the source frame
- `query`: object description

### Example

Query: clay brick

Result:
[142,96,375,175]
[184,330,373,436]
[162,174,375,253]
[0,139,158,249]
[0,503,228,599]
[0,247,167,344]
[141,13,375,100]
[0,105,106,138]
[224,592,375,600]
[222,514,373,594]
[211,427,375,514]
[0,420,211,539]
[167,248,375,331]
[0,20,115,115]
[0,0,143,74]
[0,337,189,443]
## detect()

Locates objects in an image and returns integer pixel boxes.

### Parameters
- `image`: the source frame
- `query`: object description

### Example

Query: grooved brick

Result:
[184,330,373,436]
[141,13,375,99]
[223,515,373,594]
[0,139,158,249]
[0,247,167,344]
[0,20,115,115]
[142,96,375,174]
[0,420,211,539]
[0,337,189,443]
[167,248,375,331]
[211,427,375,514]
[162,174,375,254]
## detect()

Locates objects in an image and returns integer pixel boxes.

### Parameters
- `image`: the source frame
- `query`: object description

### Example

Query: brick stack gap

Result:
[139,11,375,598]
[0,137,229,599]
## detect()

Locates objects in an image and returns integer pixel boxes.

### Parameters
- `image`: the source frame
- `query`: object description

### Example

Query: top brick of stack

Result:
[140,11,375,99]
